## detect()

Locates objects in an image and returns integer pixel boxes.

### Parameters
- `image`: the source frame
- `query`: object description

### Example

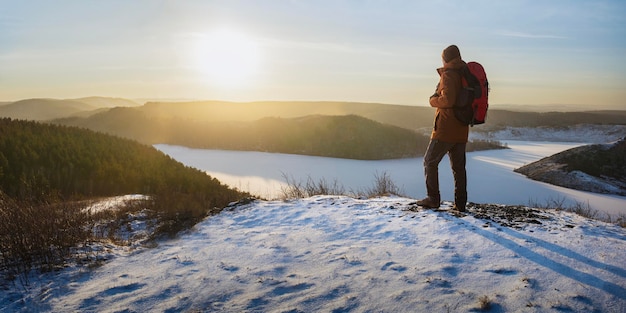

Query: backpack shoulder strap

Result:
[461,65,482,98]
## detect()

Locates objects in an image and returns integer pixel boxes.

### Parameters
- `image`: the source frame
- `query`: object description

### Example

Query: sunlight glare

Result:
[194,29,261,89]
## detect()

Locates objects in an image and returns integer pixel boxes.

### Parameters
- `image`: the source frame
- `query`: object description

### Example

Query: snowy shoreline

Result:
[469,124,626,144]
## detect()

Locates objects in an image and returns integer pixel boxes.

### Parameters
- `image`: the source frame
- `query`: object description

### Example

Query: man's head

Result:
[442,45,461,63]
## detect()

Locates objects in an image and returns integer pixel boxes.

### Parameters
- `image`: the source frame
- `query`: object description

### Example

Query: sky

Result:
[1,0,625,108]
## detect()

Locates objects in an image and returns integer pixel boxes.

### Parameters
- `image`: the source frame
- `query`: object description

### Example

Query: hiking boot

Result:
[452,205,466,212]
[416,197,440,208]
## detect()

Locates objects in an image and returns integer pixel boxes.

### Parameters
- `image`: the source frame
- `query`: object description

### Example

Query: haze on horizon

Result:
[1,0,625,109]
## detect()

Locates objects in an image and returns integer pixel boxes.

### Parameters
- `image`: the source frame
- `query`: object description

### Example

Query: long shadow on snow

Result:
[498,225,626,279]
[450,214,626,301]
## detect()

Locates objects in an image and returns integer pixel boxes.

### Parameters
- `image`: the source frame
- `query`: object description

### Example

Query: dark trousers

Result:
[423,139,467,207]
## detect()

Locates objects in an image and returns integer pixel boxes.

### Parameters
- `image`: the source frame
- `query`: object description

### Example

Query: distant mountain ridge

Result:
[0,97,139,121]
[140,100,626,131]
[140,100,433,131]
[71,96,140,108]
[0,98,95,121]
[4,97,626,129]
[4,97,625,158]
[80,100,626,131]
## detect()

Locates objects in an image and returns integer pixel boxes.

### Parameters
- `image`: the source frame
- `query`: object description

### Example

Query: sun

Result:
[193,29,261,89]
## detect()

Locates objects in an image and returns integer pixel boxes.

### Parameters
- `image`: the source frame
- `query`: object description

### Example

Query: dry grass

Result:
[477,295,492,311]
[0,194,94,285]
[530,196,625,228]
[0,192,154,286]
[280,173,346,199]
[280,171,403,200]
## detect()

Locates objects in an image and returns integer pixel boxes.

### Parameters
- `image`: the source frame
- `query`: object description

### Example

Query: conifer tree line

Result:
[0,118,248,281]
[0,118,245,203]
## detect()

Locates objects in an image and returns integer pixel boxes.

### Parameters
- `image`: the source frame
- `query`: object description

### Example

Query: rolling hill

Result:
[138,100,433,131]
[138,100,626,131]
[0,98,96,121]
[50,99,626,159]
[0,97,141,121]
[6,97,625,131]
[57,111,432,160]
[55,109,506,160]
[5,98,623,158]
[70,96,140,108]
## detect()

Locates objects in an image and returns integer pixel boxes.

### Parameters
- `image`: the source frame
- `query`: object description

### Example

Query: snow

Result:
[83,194,149,214]
[2,196,625,312]
[469,124,626,143]
[566,170,624,195]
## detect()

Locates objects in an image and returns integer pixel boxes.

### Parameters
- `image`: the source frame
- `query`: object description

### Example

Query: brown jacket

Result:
[429,58,469,143]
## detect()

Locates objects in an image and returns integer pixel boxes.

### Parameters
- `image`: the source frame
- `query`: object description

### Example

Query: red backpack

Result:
[454,61,489,126]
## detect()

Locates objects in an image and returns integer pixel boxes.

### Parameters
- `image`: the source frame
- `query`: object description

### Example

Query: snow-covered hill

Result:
[470,124,626,143]
[515,138,626,196]
[3,196,625,312]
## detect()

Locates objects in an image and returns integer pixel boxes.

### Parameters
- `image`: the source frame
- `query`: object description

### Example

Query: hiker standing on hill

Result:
[416,45,469,212]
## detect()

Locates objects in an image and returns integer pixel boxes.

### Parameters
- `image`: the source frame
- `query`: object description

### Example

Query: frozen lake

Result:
[155,141,626,218]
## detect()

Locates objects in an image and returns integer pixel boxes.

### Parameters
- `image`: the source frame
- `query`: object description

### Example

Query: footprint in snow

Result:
[381,261,408,272]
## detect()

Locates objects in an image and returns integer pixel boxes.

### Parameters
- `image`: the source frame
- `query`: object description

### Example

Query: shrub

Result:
[355,171,403,198]
[279,171,402,200]
[529,197,625,228]
[0,192,94,285]
[280,173,345,199]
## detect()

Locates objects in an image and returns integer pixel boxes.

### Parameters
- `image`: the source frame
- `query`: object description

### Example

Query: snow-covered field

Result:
[3,196,625,312]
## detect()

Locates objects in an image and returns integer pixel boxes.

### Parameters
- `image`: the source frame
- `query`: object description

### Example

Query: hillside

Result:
[56,111,504,160]
[139,100,434,131]
[471,124,626,143]
[57,111,430,159]
[0,97,140,121]
[5,98,626,131]
[175,114,429,159]
[139,100,626,130]
[70,96,140,108]
[3,196,625,312]
[0,118,253,291]
[0,117,247,227]
[0,98,96,121]
[515,138,626,196]
[486,110,626,128]
[7,98,622,158]
[55,100,626,140]
[0,117,245,199]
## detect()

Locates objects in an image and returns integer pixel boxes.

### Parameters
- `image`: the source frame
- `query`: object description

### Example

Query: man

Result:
[416,45,469,212]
